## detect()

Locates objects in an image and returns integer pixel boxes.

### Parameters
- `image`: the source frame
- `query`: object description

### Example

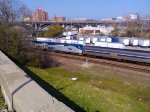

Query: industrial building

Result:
[79,26,114,35]
[51,17,66,22]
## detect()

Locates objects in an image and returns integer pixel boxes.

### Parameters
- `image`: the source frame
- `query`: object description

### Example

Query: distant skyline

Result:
[21,0,150,19]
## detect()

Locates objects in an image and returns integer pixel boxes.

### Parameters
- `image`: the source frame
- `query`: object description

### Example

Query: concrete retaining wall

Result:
[0,51,74,112]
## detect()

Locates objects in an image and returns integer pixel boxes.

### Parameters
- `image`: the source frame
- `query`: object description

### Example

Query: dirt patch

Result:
[53,56,150,86]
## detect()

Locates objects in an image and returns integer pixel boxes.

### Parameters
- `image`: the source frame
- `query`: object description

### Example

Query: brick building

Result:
[32,8,48,21]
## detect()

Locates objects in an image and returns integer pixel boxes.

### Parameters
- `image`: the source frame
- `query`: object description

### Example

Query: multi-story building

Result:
[116,13,139,21]
[127,13,139,20]
[32,8,48,21]
[51,17,66,22]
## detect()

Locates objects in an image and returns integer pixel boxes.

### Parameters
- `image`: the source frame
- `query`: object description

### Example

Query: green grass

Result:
[0,87,6,110]
[28,67,150,112]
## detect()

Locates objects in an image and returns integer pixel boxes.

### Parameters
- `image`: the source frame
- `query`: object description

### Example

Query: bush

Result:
[26,52,42,68]
[40,55,61,68]
[26,51,61,69]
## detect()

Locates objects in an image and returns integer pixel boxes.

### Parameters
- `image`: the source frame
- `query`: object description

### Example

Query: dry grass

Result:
[0,87,6,110]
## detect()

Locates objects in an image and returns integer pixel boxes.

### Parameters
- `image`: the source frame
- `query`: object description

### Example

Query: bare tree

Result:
[0,0,31,22]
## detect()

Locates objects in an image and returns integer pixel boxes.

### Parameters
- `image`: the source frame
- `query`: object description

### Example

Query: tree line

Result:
[111,20,150,38]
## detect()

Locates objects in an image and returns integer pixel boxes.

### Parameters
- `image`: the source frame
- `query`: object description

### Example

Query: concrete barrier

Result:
[0,50,74,112]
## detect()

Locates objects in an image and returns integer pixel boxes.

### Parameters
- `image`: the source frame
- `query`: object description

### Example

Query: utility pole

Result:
[54,14,57,24]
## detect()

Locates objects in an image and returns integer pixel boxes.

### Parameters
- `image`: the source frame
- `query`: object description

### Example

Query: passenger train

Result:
[32,41,150,65]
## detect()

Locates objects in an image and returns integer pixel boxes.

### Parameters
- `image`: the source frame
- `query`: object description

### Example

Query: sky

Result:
[21,0,150,19]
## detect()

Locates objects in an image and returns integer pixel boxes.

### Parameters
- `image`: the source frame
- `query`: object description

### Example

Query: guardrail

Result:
[0,51,74,112]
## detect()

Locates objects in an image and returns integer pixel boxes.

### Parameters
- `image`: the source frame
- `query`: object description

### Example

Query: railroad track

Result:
[40,51,150,74]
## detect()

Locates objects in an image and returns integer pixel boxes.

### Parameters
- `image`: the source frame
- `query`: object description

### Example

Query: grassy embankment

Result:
[28,66,150,112]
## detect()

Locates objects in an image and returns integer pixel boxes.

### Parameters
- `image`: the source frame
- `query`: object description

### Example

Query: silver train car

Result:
[83,46,150,64]
[33,41,150,65]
